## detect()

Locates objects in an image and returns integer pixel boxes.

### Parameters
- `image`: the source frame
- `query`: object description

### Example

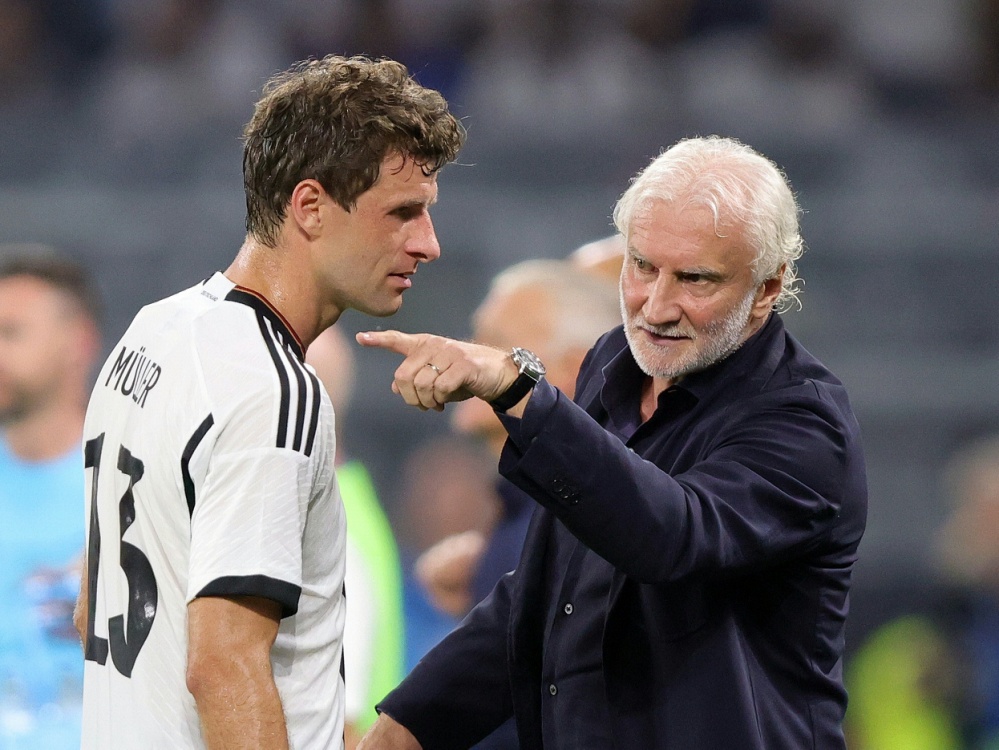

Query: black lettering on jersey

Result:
[105,345,162,408]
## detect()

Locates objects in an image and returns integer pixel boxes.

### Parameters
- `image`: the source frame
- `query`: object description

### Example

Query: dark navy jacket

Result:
[380,314,868,749]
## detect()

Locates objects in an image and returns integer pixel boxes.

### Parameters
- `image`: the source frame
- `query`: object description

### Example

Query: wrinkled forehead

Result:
[628,195,743,241]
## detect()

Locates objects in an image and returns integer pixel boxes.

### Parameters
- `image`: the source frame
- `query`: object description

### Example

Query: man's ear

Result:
[288,179,327,238]
[752,263,785,317]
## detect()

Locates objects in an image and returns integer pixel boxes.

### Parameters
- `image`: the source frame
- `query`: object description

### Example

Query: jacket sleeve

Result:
[376,570,516,750]
[498,379,863,584]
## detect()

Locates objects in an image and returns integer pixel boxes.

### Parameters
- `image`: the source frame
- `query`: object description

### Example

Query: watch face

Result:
[512,347,546,378]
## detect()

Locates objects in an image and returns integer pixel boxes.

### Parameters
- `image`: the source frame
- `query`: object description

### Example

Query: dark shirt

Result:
[471,479,534,606]
[540,526,613,748]
[470,480,533,749]
[380,314,867,749]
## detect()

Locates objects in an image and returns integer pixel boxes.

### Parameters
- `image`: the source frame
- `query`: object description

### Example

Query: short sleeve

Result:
[187,444,314,616]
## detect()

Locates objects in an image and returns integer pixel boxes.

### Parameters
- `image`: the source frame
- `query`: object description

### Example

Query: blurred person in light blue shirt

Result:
[0,246,101,749]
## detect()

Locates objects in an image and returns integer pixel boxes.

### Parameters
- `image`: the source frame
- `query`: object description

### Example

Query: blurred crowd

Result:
[3,0,999,185]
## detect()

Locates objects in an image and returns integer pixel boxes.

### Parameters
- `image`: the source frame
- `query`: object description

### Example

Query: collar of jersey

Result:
[206,273,306,361]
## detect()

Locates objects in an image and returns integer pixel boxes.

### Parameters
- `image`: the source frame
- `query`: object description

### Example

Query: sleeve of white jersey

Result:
[184,312,323,617]
[186,442,312,615]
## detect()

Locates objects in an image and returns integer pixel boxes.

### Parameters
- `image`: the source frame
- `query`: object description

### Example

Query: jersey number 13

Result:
[83,433,159,678]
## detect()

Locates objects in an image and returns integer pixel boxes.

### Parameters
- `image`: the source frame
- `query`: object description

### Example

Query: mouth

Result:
[638,326,693,346]
[388,270,416,289]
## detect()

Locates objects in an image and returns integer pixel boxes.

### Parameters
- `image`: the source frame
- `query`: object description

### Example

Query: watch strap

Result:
[490,372,539,413]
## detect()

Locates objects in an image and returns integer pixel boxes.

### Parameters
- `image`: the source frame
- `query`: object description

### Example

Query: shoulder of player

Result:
[191,305,310,391]
[190,304,328,450]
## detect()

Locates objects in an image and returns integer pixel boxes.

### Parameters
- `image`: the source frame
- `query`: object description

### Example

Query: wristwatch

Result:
[490,347,546,413]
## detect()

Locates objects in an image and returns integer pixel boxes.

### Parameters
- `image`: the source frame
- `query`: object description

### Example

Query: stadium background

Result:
[2,0,999,653]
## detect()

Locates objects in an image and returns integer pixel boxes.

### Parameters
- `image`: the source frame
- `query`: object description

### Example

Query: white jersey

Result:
[80,272,346,749]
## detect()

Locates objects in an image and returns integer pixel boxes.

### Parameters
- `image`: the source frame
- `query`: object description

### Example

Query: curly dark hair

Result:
[242,55,465,247]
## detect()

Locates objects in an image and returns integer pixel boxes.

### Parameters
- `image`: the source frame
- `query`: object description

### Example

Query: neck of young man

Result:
[225,236,341,350]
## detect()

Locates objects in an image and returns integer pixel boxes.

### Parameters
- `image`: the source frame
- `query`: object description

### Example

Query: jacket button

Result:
[564,603,573,615]
[549,684,558,696]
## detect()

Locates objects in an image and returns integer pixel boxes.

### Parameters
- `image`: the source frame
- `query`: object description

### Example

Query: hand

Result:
[356,713,422,750]
[356,331,518,412]
[415,530,486,617]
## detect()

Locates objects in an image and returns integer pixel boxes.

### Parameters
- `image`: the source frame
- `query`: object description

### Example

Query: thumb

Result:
[355,329,415,356]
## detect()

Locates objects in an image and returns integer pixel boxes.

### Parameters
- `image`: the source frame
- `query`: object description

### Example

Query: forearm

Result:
[357,713,422,750]
[190,662,289,750]
[378,577,516,749]
[501,382,848,581]
[73,560,88,648]
[187,595,288,749]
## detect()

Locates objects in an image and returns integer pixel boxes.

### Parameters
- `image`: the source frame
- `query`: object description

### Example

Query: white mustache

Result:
[634,320,697,340]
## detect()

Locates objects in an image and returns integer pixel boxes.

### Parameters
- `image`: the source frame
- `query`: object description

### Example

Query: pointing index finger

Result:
[356,329,415,356]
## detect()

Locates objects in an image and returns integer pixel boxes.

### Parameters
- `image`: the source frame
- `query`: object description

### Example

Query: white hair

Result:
[612,136,804,312]
[482,259,620,353]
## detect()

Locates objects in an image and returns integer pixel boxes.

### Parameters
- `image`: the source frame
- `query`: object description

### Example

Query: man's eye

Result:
[633,257,651,272]
[393,206,423,220]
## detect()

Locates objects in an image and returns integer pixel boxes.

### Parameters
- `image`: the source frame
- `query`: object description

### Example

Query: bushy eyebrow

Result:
[676,266,725,282]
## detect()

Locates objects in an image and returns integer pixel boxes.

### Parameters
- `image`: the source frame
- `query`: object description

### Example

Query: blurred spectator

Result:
[0,246,102,749]
[567,232,626,283]
[393,435,500,672]
[847,434,999,749]
[415,258,619,748]
[419,258,620,617]
[306,326,406,750]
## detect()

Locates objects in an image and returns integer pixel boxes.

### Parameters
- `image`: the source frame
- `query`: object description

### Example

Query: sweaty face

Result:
[620,202,778,389]
[0,277,76,424]
[318,153,441,319]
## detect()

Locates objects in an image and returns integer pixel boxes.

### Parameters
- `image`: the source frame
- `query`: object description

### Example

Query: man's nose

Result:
[643,276,681,325]
[408,214,441,263]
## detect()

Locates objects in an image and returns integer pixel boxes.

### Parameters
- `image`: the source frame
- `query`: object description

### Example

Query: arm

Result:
[357,713,422,750]
[186,595,288,750]
[358,329,863,582]
[73,555,88,648]
[415,530,486,617]
[373,566,519,750]
[501,380,862,581]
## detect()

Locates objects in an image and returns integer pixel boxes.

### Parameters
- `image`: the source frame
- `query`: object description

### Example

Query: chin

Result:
[360,296,405,318]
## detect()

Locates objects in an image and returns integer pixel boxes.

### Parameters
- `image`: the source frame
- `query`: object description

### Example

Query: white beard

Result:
[621,287,757,382]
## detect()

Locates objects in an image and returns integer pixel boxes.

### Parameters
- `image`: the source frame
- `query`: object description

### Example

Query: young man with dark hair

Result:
[76,55,463,750]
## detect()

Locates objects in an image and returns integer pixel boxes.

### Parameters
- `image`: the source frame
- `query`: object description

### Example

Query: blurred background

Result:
[2,0,999,744]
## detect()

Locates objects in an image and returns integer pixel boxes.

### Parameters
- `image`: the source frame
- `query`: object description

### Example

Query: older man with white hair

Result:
[357,136,868,750]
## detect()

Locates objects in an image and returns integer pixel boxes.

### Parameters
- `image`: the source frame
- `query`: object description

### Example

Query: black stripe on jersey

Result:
[182,414,214,516]
[196,574,302,618]
[266,319,314,454]
[287,350,309,451]
[303,367,322,457]
[256,315,292,448]
[226,287,319,455]
[340,580,347,683]
[225,288,304,361]
[269,321,322,456]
